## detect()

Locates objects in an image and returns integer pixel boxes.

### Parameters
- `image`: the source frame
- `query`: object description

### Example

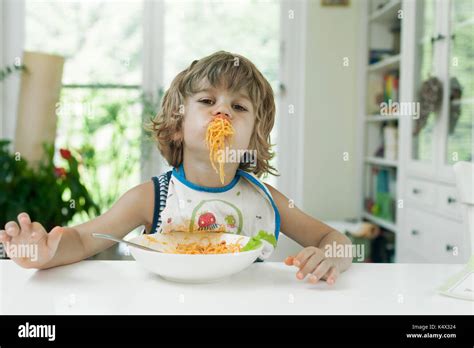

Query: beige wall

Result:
[302,0,361,220]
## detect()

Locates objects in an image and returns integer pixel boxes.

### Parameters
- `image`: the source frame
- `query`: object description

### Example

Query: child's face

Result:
[182,85,256,163]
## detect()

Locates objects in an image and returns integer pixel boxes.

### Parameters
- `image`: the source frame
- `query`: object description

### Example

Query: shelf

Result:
[365,115,400,122]
[365,156,398,167]
[369,0,401,24]
[367,54,400,73]
[363,212,397,233]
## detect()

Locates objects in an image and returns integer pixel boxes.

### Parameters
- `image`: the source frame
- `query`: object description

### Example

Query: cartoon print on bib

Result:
[189,199,243,234]
[197,212,218,230]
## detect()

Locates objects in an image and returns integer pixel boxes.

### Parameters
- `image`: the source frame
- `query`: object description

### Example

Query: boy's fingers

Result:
[29,222,47,242]
[298,253,324,279]
[293,247,318,268]
[0,230,12,243]
[18,212,31,223]
[284,256,294,266]
[18,213,32,234]
[326,267,339,285]
[5,221,20,237]
[309,260,332,283]
[46,226,63,254]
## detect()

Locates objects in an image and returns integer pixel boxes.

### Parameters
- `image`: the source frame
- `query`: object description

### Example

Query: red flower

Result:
[54,167,67,178]
[60,148,72,160]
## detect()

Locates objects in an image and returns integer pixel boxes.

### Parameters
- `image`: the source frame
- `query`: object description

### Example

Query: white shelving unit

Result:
[358,0,472,264]
[364,156,399,167]
[357,0,403,261]
[362,212,397,233]
[396,0,471,264]
[369,0,401,23]
[365,115,400,122]
[366,53,400,73]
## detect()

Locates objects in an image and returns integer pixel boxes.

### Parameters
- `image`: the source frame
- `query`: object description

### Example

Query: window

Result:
[162,0,281,187]
[446,0,473,164]
[24,0,283,225]
[25,0,144,223]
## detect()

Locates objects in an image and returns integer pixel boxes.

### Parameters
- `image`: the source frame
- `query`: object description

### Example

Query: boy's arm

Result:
[68,181,154,260]
[43,181,154,268]
[2,181,154,270]
[265,183,352,282]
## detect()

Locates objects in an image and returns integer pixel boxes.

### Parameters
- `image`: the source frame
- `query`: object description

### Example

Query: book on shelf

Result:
[365,167,396,223]
[367,69,399,115]
[368,49,395,65]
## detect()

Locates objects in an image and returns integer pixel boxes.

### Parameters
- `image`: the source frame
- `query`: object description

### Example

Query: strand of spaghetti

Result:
[206,116,234,184]
[172,240,241,254]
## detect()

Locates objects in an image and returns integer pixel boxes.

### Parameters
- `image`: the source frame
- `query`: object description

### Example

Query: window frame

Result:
[1,0,25,146]
[3,0,307,206]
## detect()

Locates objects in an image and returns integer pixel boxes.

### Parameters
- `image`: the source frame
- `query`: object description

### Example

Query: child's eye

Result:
[233,104,248,112]
[199,99,214,105]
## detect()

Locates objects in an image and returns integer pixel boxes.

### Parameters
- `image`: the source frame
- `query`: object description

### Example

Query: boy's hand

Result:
[0,212,63,269]
[285,246,340,285]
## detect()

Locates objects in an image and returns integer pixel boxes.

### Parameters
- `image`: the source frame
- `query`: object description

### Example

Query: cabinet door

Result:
[439,0,474,180]
[407,0,439,177]
[402,207,466,263]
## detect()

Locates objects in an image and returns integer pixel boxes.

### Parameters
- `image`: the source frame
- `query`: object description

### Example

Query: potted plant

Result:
[0,140,100,233]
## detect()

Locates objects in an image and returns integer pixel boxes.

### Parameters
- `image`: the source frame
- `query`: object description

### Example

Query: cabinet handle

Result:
[411,230,419,236]
[412,188,421,194]
[446,244,454,252]
[447,196,457,204]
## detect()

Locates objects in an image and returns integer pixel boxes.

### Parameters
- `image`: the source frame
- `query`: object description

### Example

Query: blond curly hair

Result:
[144,50,278,178]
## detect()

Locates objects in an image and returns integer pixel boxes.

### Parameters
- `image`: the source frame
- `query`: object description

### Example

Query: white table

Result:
[1,260,473,315]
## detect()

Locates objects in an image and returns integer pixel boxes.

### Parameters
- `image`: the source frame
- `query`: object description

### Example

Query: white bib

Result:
[156,164,280,257]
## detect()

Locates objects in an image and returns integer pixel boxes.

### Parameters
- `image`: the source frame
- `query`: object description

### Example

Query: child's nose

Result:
[214,111,232,120]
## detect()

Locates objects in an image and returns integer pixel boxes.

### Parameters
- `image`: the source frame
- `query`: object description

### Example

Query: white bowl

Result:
[128,232,264,283]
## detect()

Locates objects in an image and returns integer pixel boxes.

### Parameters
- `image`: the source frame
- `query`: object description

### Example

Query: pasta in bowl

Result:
[128,231,270,283]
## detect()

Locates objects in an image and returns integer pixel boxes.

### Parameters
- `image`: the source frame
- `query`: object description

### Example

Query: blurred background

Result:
[1,0,473,264]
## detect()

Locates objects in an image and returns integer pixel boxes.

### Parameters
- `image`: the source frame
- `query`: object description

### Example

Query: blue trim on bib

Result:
[172,163,240,193]
[237,170,281,241]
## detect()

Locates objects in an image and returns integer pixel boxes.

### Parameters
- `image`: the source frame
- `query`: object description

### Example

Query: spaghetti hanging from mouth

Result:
[206,115,234,184]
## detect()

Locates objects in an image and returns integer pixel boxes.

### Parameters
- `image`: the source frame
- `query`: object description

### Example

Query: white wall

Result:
[302,0,361,221]
[270,1,362,261]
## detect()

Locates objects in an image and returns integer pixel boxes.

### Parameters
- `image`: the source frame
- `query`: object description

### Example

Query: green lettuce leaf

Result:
[241,230,277,251]
[255,230,277,247]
